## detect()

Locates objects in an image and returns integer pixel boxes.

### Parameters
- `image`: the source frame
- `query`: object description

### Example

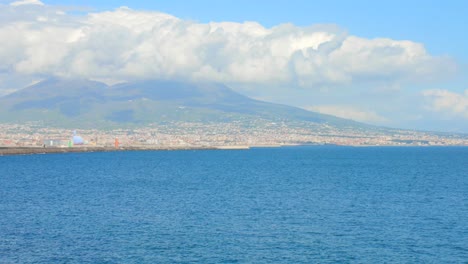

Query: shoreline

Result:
[0,146,220,156]
[1,144,467,156]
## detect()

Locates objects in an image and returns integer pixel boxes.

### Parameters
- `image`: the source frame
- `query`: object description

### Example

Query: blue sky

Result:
[1,0,467,132]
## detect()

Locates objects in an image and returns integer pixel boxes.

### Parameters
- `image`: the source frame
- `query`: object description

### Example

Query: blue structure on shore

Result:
[72,131,84,145]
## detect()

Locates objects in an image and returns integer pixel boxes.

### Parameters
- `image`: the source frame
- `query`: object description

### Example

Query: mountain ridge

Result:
[0,78,366,129]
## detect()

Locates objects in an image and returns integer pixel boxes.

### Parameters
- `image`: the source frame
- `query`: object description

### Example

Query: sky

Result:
[0,0,467,132]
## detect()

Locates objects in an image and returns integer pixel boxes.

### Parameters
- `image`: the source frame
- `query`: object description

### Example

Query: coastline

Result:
[2,144,467,156]
[0,146,222,156]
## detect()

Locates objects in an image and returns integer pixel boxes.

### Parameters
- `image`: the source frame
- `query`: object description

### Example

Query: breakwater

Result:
[0,146,226,156]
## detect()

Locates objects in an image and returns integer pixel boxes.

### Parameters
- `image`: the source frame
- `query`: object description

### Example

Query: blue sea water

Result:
[0,146,467,263]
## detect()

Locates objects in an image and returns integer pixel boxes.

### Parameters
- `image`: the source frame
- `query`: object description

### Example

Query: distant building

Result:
[43,139,68,147]
[1,140,14,146]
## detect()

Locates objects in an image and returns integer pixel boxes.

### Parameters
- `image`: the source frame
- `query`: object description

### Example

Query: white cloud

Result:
[422,89,468,118]
[10,0,44,6]
[304,105,388,123]
[0,5,458,90]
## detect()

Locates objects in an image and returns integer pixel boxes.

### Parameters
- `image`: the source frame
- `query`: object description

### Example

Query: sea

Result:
[0,146,467,263]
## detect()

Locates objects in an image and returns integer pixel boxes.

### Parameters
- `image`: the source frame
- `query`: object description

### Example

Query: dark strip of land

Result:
[0,146,221,156]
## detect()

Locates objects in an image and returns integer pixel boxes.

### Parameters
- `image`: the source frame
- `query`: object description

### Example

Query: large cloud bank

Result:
[0,2,457,88]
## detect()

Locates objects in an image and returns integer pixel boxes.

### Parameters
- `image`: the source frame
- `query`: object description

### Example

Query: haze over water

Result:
[1,146,467,263]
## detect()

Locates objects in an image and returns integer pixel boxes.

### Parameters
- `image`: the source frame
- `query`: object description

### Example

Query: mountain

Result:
[0,78,364,128]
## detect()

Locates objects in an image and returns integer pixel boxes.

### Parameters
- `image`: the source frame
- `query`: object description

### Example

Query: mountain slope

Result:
[0,78,364,128]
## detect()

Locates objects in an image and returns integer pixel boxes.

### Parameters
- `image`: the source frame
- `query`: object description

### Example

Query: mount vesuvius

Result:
[0,78,364,129]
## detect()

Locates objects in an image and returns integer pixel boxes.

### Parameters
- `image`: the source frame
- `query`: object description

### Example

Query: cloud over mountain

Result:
[423,89,468,119]
[305,105,388,123]
[0,3,457,90]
